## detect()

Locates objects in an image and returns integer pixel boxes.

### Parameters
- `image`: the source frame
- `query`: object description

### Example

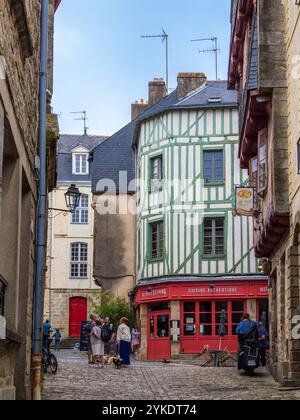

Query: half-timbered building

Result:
[133,73,268,360]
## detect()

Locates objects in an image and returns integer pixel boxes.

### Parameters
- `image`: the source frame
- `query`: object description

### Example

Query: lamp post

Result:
[49,184,81,215]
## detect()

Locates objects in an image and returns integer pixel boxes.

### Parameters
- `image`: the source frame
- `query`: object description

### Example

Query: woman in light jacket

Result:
[117,317,131,367]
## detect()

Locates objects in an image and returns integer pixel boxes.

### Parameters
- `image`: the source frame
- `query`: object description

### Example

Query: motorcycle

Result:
[237,324,260,375]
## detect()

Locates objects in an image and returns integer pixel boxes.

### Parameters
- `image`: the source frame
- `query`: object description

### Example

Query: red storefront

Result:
[134,277,269,361]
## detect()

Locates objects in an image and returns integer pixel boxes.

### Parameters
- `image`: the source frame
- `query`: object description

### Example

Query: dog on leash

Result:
[104,355,122,369]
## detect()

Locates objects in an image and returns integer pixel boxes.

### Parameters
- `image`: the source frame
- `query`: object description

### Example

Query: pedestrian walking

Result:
[258,322,269,367]
[102,317,116,355]
[85,314,96,365]
[52,329,62,352]
[117,317,131,368]
[131,324,140,357]
[236,314,260,375]
[91,319,105,368]
[43,320,53,353]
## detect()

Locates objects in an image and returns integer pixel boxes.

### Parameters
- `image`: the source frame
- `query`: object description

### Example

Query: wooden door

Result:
[69,297,87,337]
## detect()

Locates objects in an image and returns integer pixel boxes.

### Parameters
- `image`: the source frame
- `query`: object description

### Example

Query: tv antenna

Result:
[141,28,169,91]
[71,111,89,135]
[191,37,220,80]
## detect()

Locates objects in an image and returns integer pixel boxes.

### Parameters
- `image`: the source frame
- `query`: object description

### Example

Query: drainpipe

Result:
[32,0,49,401]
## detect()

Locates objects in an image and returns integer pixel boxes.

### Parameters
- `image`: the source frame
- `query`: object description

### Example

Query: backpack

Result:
[101,324,113,343]
[84,321,94,335]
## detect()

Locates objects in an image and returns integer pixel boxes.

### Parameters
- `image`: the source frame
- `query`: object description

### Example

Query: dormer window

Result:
[73,153,89,175]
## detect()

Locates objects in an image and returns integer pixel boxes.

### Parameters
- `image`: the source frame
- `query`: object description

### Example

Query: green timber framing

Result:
[136,105,258,281]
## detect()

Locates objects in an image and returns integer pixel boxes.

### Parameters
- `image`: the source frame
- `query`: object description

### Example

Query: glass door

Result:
[148,311,171,360]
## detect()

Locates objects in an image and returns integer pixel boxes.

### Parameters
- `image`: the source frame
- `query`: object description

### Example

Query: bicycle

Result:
[42,339,58,374]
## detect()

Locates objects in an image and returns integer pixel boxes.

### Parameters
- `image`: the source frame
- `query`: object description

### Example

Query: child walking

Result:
[52,329,62,352]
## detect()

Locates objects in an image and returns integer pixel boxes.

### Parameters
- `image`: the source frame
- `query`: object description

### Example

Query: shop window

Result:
[258,299,269,330]
[149,220,164,260]
[150,155,163,191]
[204,150,224,185]
[215,301,228,336]
[203,218,225,257]
[258,129,268,194]
[184,302,196,336]
[231,301,245,336]
[199,301,213,336]
[148,302,170,312]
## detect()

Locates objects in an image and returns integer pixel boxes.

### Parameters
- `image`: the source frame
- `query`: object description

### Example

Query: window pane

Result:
[200,325,212,336]
[232,313,244,324]
[232,301,244,312]
[184,314,195,324]
[157,315,169,338]
[200,313,212,323]
[216,301,228,312]
[184,302,196,313]
[151,222,163,259]
[204,151,224,184]
[150,316,155,338]
[200,301,212,312]
[184,325,196,336]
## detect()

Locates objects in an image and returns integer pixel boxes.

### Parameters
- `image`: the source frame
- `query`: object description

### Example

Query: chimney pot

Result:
[177,72,207,100]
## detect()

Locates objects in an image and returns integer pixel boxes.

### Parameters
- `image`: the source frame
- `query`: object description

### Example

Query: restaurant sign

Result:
[234,186,256,217]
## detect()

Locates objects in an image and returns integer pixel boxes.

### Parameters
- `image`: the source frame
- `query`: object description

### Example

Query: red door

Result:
[147,311,171,361]
[69,297,87,337]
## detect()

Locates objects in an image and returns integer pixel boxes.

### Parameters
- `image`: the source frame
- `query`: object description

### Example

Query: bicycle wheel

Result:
[49,354,58,374]
[42,358,48,374]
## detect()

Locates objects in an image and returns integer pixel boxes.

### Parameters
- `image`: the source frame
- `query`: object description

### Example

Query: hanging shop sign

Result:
[235,186,256,216]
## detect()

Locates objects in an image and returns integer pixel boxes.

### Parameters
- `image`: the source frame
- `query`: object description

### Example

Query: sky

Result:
[53,0,232,137]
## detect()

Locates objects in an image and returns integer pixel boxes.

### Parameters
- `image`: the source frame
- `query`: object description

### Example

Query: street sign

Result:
[235,186,256,216]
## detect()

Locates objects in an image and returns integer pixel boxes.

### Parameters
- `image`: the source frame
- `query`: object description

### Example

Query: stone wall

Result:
[0,0,58,400]
[44,289,101,339]
[93,195,136,301]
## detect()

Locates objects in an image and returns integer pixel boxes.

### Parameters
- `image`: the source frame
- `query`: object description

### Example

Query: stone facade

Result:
[229,0,300,385]
[0,0,58,400]
[44,289,100,339]
[92,194,136,300]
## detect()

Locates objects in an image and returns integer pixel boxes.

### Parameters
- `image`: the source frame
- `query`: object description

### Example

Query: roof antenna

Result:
[141,28,169,92]
[191,37,220,80]
[71,111,89,135]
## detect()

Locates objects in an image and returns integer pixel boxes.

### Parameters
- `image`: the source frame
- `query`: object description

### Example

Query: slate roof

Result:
[136,274,269,288]
[247,10,258,91]
[57,134,108,183]
[91,81,237,194]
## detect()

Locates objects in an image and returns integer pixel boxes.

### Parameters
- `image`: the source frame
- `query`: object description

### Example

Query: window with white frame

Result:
[258,129,268,194]
[73,153,89,175]
[70,243,88,278]
[72,194,89,224]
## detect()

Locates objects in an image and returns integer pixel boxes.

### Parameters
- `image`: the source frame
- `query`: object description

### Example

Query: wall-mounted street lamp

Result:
[48,184,81,216]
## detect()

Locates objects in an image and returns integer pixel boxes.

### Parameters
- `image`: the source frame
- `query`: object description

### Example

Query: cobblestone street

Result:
[43,351,300,401]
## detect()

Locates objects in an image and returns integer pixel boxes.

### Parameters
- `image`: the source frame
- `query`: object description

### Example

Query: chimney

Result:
[148,78,167,106]
[131,78,167,120]
[131,99,149,121]
[177,72,207,100]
